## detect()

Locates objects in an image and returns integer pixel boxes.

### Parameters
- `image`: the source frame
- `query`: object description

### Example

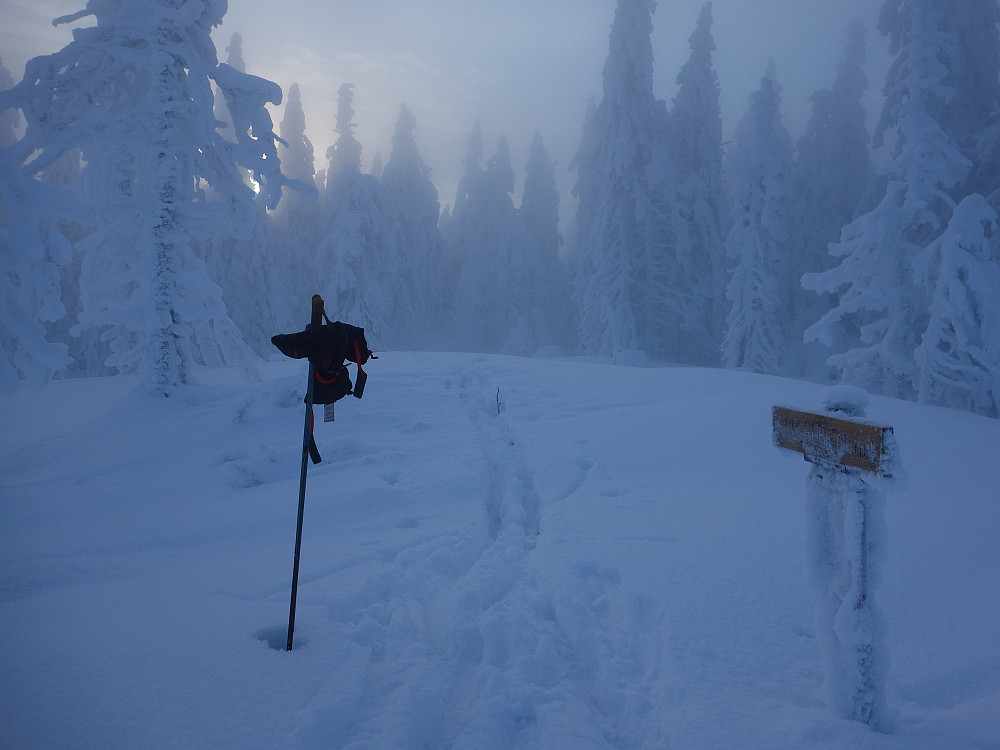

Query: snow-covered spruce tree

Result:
[2,45,78,387]
[443,118,486,311]
[720,62,794,375]
[916,193,1000,415]
[319,83,400,346]
[929,0,1000,265]
[37,146,109,378]
[571,0,676,361]
[789,20,877,377]
[566,96,597,331]
[326,83,364,180]
[272,82,323,329]
[213,32,245,144]
[0,59,19,149]
[450,133,525,351]
[666,1,729,365]
[9,37,101,380]
[1,59,69,390]
[878,0,1000,199]
[0,151,72,389]
[380,104,446,337]
[940,0,1000,202]
[521,132,562,270]
[804,0,970,400]
[4,0,295,395]
[209,42,298,357]
[518,130,575,349]
[450,119,485,230]
[277,84,317,191]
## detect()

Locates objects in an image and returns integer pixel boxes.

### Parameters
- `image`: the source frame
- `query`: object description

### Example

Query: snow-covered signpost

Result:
[773,386,900,729]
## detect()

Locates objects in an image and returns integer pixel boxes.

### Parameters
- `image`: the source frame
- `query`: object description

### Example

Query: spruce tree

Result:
[213,33,245,145]
[790,20,876,377]
[0,151,72,389]
[667,2,729,364]
[381,104,446,335]
[451,120,485,233]
[451,133,522,351]
[721,62,793,375]
[443,119,486,307]
[878,0,1000,199]
[319,83,399,344]
[272,82,322,331]
[209,40,294,357]
[1,58,70,389]
[3,0,292,394]
[520,130,574,348]
[326,83,364,179]
[916,193,1000,415]
[0,59,19,149]
[805,0,969,399]
[571,0,672,361]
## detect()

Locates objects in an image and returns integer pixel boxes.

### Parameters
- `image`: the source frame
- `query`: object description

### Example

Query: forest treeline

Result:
[2,0,999,416]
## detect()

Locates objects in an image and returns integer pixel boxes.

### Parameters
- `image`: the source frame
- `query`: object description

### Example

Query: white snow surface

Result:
[1,352,998,749]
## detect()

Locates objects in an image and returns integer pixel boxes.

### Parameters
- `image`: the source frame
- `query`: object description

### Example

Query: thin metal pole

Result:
[287,361,315,651]
[287,295,324,652]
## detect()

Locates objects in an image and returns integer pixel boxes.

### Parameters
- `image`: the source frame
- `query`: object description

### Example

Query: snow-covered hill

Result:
[1,353,998,749]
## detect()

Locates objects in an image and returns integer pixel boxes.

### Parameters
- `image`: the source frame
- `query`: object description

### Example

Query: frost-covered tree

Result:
[939,1,1000,201]
[204,32,272,354]
[916,194,1000,415]
[521,132,562,267]
[272,82,323,328]
[518,130,574,349]
[571,0,674,361]
[326,83,364,179]
[451,119,485,229]
[0,59,19,149]
[3,0,294,395]
[0,157,72,390]
[0,58,69,389]
[878,0,1000,198]
[444,119,486,298]
[447,125,570,354]
[35,145,107,378]
[277,84,316,190]
[319,83,399,345]
[208,47,299,356]
[790,20,877,376]
[667,1,729,364]
[380,104,446,335]
[805,0,970,399]
[213,32,245,144]
[450,133,525,351]
[721,62,794,374]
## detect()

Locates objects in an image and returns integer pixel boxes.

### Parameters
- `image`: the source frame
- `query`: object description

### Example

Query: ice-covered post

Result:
[773,385,900,729]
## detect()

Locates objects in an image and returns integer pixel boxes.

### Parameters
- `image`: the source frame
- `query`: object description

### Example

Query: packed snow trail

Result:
[287,357,665,748]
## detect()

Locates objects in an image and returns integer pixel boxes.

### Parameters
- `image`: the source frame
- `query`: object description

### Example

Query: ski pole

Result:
[287,294,324,651]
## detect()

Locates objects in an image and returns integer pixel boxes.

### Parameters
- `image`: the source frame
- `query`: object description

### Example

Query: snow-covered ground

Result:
[1,352,998,749]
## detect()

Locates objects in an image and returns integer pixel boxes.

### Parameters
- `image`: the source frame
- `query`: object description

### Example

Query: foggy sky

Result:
[2,0,890,220]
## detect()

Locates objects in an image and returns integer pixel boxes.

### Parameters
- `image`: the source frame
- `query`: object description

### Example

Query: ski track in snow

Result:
[284,357,665,749]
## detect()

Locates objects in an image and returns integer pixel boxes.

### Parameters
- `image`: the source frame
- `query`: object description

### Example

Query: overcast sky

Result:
[2,0,890,219]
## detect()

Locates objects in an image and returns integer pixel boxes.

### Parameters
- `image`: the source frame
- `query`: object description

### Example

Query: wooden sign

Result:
[773,406,892,475]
